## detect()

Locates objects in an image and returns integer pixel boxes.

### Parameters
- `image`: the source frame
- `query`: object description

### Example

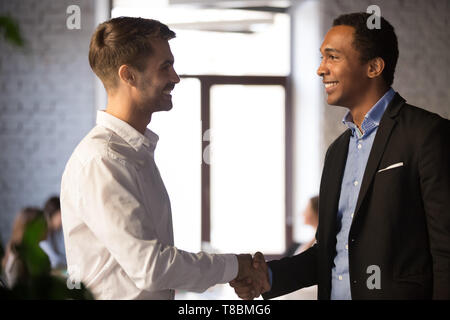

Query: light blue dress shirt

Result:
[39,228,67,269]
[330,88,395,299]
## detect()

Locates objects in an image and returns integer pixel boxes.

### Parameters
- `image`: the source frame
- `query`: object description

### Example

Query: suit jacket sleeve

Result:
[419,116,450,299]
[262,244,318,299]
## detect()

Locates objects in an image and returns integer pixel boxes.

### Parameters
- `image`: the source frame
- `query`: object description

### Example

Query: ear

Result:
[367,57,385,79]
[118,65,137,87]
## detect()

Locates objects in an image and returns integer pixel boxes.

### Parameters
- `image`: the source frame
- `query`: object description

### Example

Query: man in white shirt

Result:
[60,17,269,300]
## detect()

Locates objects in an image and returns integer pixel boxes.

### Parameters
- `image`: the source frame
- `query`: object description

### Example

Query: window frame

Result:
[180,74,293,260]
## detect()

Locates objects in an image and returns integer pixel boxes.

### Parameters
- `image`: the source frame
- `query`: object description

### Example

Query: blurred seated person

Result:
[1,207,47,288]
[39,196,66,270]
[278,196,319,299]
[294,195,319,255]
[283,196,319,257]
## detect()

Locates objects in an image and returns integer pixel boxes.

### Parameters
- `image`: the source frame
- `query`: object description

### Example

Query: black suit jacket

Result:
[264,93,450,300]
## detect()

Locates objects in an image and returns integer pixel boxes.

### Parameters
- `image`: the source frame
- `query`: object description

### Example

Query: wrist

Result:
[236,254,252,280]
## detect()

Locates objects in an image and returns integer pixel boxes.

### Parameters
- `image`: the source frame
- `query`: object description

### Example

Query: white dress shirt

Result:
[60,111,238,299]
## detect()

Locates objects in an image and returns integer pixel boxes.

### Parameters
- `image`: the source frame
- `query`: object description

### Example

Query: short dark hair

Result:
[333,12,398,87]
[43,196,60,221]
[89,17,176,90]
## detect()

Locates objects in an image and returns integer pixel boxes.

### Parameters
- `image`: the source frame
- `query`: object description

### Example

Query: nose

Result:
[316,59,328,78]
[171,67,180,84]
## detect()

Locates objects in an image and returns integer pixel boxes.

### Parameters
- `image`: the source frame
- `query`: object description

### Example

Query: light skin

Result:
[101,37,269,291]
[231,25,390,300]
[303,201,318,228]
[50,210,62,231]
[105,38,180,134]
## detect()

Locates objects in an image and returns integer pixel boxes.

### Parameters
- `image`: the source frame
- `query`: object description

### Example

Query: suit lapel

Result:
[352,93,405,220]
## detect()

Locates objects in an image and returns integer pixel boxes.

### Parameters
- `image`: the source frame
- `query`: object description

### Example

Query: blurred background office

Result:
[0,0,448,299]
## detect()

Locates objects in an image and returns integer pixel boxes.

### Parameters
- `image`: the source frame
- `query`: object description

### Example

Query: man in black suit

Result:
[231,12,450,300]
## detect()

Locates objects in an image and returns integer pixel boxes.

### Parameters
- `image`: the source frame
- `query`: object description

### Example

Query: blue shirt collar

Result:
[342,88,396,139]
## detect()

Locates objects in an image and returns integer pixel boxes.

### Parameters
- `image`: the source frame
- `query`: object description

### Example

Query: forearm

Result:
[77,158,239,294]
[131,244,238,292]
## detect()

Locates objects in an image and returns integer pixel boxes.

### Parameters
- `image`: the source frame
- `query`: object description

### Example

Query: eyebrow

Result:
[161,59,174,66]
[321,48,341,54]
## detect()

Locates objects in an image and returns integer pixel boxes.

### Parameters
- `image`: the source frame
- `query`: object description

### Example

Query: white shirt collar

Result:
[96,110,159,152]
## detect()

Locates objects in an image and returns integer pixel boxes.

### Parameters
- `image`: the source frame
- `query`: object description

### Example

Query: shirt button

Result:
[354,180,359,186]
[345,244,349,250]
[357,143,362,149]
[338,275,343,281]
[351,213,354,218]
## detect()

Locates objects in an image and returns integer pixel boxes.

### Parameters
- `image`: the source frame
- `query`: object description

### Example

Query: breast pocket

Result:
[371,162,406,210]
[377,162,404,174]
[374,162,404,185]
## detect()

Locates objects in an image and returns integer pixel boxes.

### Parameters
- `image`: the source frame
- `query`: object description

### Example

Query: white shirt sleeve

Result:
[76,156,238,293]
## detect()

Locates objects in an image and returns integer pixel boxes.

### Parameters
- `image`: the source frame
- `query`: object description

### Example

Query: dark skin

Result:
[230,252,269,300]
[231,25,390,300]
[317,25,388,133]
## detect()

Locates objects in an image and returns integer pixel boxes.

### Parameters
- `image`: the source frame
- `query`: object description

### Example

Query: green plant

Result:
[0,215,93,299]
[0,15,24,47]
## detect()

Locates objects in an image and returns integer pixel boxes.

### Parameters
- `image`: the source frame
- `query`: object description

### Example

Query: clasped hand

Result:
[230,252,270,300]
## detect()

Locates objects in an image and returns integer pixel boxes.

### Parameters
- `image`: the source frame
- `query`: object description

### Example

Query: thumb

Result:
[252,252,265,268]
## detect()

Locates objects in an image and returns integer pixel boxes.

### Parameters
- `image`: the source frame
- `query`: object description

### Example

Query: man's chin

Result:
[326,93,342,107]
[327,96,338,106]
[157,103,173,112]
[160,96,173,111]
[164,102,173,111]
[152,97,173,111]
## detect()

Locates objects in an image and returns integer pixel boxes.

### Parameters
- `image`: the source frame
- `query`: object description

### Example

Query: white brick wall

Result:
[0,0,97,245]
[319,0,450,157]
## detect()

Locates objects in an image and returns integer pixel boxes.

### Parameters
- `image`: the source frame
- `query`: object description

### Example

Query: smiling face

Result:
[317,25,370,109]
[134,38,180,113]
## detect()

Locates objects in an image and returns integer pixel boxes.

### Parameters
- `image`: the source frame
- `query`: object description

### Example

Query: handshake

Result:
[230,252,271,300]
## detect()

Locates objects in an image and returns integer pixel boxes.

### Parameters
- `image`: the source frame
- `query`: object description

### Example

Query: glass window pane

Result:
[150,78,202,253]
[112,3,290,76]
[170,19,290,76]
[210,85,285,254]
